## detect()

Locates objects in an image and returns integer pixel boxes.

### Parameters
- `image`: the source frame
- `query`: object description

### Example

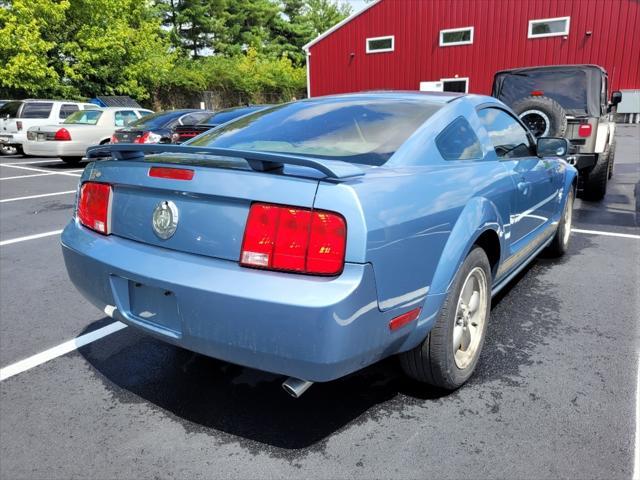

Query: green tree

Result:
[301,0,351,38]
[0,0,69,97]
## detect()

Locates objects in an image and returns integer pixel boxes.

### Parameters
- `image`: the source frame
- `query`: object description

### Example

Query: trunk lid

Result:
[92,158,321,262]
[112,129,145,143]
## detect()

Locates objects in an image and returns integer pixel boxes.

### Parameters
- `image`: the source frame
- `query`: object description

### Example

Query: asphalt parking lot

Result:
[0,126,638,480]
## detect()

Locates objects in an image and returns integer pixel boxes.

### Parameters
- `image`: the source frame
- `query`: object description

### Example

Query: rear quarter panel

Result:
[314,99,513,313]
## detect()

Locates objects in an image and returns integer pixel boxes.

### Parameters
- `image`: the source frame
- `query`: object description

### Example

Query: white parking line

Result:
[0,190,76,203]
[0,164,81,177]
[0,172,60,181]
[0,229,63,246]
[572,228,640,240]
[4,159,65,165]
[0,321,127,381]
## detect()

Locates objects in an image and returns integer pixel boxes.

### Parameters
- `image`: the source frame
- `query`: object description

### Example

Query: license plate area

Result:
[127,281,181,335]
[37,133,46,141]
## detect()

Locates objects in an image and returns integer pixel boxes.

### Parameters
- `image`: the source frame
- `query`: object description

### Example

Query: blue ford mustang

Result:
[62,92,576,397]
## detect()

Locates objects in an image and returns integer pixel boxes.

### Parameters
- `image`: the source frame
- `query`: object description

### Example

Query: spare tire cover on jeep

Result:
[511,96,568,138]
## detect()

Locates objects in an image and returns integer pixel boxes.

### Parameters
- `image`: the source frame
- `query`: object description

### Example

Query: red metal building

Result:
[303,0,640,97]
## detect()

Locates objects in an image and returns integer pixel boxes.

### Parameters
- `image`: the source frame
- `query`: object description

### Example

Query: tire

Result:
[512,96,567,138]
[400,247,491,390]
[582,155,609,201]
[546,187,574,257]
[60,156,83,165]
[607,139,616,180]
[0,144,17,155]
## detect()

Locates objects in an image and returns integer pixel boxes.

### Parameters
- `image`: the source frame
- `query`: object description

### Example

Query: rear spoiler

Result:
[85,143,364,180]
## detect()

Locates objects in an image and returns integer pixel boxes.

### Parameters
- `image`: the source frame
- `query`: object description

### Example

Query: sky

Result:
[346,0,369,13]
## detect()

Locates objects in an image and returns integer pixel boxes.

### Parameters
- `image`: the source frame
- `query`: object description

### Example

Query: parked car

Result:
[23,107,153,164]
[111,109,211,144]
[171,105,272,144]
[0,99,99,155]
[492,64,621,201]
[64,92,576,397]
[0,101,16,155]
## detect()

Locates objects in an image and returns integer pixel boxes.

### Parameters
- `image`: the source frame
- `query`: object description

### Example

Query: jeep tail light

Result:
[578,124,592,137]
[53,128,71,141]
[77,182,112,235]
[531,90,544,97]
[240,203,346,276]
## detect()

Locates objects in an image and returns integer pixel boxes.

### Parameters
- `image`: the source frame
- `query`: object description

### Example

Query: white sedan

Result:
[23,107,153,164]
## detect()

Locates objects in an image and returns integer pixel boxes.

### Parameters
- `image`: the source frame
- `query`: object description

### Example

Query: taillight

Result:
[578,123,592,137]
[134,131,162,144]
[16,121,23,131]
[77,182,112,235]
[240,203,346,276]
[149,167,194,180]
[531,90,544,96]
[54,128,71,141]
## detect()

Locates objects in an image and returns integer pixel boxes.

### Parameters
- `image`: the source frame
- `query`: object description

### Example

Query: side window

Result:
[59,104,80,119]
[20,102,53,119]
[435,116,483,161]
[477,108,535,158]
[114,110,138,126]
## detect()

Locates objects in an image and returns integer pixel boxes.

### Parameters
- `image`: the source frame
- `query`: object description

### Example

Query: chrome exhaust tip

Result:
[282,377,313,398]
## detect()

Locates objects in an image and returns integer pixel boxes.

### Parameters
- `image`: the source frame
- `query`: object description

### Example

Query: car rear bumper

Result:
[0,132,26,146]
[23,140,86,157]
[61,221,440,382]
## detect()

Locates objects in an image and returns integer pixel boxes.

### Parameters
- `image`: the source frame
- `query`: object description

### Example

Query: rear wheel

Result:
[60,156,83,165]
[546,188,574,257]
[400,247,491,390]
[582,156,609,201]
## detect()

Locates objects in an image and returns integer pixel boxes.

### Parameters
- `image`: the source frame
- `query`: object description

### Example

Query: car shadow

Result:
[78,323,448,450]
[76,252,560,451]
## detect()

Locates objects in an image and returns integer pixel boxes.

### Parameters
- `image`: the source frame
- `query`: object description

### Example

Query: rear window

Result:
[189,98,441,166]
[202,107,267,126]
[20,102,53,118]
[128,111,186,130]
[64,110,103,125]
[0,101,22,118]
[495,70,589,115]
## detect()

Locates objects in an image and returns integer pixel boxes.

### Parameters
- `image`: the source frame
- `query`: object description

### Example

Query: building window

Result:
[441,77,469,93]
[528,16,570,38]
[366,35,394,53]
[439,27,474,47]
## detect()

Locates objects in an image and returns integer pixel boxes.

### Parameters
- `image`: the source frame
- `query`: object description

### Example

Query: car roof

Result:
[307,91,464,105]
[495,64,607,76]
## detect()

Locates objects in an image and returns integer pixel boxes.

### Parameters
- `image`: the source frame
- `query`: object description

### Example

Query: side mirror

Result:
[611,91,622,106]
[537,137,569,158]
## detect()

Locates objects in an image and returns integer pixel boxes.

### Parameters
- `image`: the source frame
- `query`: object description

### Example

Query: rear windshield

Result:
[0,101,22,118]
[495,70,589,115]
[129,111,186,130]
[202,106,267,126]
[188,98,441,166]
[20,102,54,118]
[64,110,103,125]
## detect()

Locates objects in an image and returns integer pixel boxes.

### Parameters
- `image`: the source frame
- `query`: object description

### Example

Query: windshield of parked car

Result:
[188,98,441,166]
[64,110,103,125]
[496,70,590,115]
[128,111,187,130]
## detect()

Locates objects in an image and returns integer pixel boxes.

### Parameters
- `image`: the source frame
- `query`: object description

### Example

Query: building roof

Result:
[302,0,382,51]
[92,96,142,108]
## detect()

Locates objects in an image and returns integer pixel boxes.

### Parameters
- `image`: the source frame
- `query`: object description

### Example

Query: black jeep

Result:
[492,64,622,201]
